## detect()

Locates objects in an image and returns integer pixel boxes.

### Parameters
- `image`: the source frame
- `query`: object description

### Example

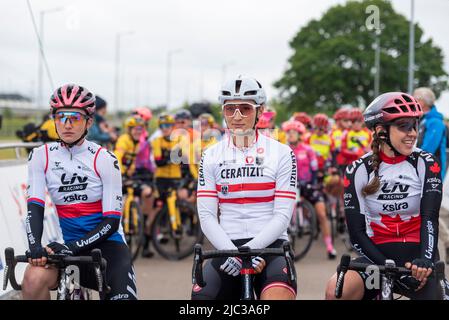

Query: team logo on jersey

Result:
[58,173,88,192]
[63,194,88,203]
[28,149,34,161]
[343,176,350,188]
[430,162,441,174]
[246,156,254,164]
[49,145,58,151]
[255,156,264,165]
[52,161,64,171]
[257,147,264,154]
[87,146,96,155]
[221,185,229,195]
[377,182,409,200]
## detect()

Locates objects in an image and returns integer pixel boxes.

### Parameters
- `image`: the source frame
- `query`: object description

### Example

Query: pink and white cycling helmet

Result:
[133,107,153,122]
[50,84,96,116]
[282,120,306,134]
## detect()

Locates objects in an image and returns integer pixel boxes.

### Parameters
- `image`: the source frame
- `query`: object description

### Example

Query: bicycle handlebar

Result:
[334,254,446,299]
[3,247,110,294]
[192,241,296,288]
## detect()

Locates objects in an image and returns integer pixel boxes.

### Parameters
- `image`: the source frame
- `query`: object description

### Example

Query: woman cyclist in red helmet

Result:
[325,92,449,300]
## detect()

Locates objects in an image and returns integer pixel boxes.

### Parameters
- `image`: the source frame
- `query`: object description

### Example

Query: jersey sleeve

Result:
[417,152,442,262]
[96,149,123,219]
[245,145,297,249]
[26,145,47,249]
[197,147,237,250]
[344,159,387,264]
[27,145,47,206]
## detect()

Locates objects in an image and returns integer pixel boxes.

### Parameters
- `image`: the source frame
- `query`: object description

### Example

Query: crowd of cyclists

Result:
[16,75,449,300]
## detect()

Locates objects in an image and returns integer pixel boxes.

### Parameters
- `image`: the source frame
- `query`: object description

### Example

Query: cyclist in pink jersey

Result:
[283,120,337,259]
[131,107,157,258]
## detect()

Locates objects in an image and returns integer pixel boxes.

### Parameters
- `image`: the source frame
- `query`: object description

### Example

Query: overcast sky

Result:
[1,0,448,115]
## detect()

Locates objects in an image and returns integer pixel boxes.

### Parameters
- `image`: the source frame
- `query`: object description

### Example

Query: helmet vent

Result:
[235,80,242,93]
[221,90,231,96]
[244,90,257,96]
[399,105,408,112]
[402,94,413,102]
[410,104,416,112]
[384,106,400,114]
[256,81,262,88]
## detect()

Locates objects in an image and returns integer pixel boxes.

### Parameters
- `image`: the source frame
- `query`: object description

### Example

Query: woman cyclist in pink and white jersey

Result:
[283,120,337,259]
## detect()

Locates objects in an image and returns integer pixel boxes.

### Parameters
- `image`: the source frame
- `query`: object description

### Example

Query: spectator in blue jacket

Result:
[87,95,117,146]
[414,87,446,178]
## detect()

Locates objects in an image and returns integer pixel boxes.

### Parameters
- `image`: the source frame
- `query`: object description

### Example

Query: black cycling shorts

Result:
[191,239,297,300]
[300,185,324,205]
[75,241,138,300]
[353,243,449,300]
[155,178,180,200]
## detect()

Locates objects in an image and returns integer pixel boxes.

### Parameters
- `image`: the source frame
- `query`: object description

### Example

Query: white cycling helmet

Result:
[218,76,267,105]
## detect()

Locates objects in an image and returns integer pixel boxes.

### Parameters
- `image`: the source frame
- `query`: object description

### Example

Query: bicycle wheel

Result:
[124,200,144,261]
[289,199,317,261]
[151,200,203,260]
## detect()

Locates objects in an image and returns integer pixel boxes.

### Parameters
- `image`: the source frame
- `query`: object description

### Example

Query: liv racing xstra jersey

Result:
[26,140,125,251]
[344,148,442,265]
[197,132,297,250]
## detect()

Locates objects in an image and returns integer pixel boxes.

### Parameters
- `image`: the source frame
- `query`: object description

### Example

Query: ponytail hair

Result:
[362,133,382,196]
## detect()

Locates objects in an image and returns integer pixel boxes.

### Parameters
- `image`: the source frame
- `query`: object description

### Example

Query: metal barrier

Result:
[0,142,42,160]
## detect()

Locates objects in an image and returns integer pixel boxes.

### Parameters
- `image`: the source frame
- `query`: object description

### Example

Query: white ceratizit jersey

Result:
[27,140,125,244]
[197,132,297,250]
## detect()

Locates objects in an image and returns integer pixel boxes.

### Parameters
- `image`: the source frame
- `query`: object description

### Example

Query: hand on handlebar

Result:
[405,259,434,291]
[46,242,75,256]
[26,246,48,267]
[252,256,266,274]
[220,257,242,277]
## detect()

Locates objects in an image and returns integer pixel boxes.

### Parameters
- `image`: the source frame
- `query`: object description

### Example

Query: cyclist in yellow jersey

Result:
[115,115,155,258]
[115,116,145,177]
[309,114,334,170]
[331,107,352,151]
[340,108,372,165]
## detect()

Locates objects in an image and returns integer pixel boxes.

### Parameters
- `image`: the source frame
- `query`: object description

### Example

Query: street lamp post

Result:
[114,31,134,111]
[166,49,182,109]
[374,29,381,97]
[37,7,63,108]
[221,62,235,84]
[408,0,415,94]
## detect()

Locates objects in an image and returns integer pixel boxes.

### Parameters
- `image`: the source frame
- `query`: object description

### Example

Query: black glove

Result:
[411,258,434,269]
[47,242,75,256]
[26,246,48,260]
[396,275,421,291]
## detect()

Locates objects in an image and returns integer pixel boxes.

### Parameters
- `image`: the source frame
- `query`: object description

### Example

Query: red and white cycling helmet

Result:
[348,108,364,122]
[312,113,329,129]
[50,84,96,116]
[292,112,312,127]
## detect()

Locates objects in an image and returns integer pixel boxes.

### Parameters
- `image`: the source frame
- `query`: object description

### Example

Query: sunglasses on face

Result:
[392,119,419,133]
[160,123,174,129]
[53,111,89,126]
[222,103,259,118]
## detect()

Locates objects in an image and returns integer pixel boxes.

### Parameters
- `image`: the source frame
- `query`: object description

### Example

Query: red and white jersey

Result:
[197,132,297,250]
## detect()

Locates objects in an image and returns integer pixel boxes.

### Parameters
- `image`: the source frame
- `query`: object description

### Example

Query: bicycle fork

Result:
[167,190,182,236]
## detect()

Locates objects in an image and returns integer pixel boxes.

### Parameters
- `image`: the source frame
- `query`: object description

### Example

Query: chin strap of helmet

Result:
[378,124,403,156]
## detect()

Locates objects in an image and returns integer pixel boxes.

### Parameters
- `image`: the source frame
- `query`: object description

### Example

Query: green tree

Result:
[274,0,448,114]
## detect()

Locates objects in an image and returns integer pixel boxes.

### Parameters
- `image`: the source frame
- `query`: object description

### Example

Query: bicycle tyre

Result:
[151,200,203,260]
[290,199,317,261]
